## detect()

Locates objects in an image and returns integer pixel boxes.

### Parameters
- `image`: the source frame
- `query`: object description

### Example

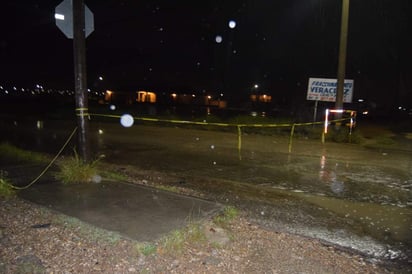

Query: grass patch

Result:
[158,222,206,255]
[213,206,239,228]
[0,170,16,198]
[100,170,129,181]
[54,150,100,184]
[159,229,186,254]
[135,243,157,256]
[157,184,180,193]
[0,142,49,163]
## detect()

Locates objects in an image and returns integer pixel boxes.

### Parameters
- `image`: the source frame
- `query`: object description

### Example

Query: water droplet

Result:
[120,114,134,127]
[91,174,102,183]
[228,20,236,29]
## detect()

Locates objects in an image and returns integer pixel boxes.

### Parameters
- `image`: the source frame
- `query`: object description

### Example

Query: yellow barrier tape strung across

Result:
[75,107,90,117]
[90,113,352,159]
[11,127,78,190]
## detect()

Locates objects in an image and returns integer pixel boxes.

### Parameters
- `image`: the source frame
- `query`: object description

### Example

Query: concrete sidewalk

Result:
[19,180,221,241]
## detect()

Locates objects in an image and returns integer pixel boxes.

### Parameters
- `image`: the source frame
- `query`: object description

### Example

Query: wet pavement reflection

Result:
[1,118,411,264]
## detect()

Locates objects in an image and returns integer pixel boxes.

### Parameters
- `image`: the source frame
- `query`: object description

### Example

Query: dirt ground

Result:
[0,194,402,274]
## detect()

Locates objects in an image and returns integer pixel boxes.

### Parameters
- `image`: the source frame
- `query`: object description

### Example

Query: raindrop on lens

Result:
[228,20,236,29]
[91,174,102,183]
[120,114,134,127]
[110,104,116,110]
[215,35,223,43]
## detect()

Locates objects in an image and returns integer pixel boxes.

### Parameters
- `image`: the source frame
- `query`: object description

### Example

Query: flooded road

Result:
[1,118,411,264]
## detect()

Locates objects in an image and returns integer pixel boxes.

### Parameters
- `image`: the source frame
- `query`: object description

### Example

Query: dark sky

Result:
[1,0,411,108]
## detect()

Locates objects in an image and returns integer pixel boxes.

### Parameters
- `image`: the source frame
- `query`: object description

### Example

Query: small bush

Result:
[55,150,100,184]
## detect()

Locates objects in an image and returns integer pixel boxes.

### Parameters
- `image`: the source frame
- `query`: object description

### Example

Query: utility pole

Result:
[335,0,350,117]
[73,0,90,162]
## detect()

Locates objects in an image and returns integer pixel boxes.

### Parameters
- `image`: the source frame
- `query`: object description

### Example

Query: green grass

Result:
[0,142,49,163]
[157,184,180,193]
[100,170,129,181]
[135,243,157,256]
[213,206,239,228]
[158,222,206,255]
[0,171,16,198]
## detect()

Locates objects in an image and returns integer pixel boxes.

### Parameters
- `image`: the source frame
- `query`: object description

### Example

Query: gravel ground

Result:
[0,196,395,274]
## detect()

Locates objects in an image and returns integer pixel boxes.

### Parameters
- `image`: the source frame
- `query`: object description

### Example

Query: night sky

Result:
[1,0,411,109]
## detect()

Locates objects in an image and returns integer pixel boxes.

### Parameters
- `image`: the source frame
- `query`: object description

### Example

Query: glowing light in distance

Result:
[120,114,134,127]
[109,105,116,110]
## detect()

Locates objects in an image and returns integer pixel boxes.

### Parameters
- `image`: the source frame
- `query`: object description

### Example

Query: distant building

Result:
[136,91,156,103]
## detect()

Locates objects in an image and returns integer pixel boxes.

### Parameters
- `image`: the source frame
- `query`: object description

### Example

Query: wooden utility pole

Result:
[73,0,90,162]
[335,0,350,115]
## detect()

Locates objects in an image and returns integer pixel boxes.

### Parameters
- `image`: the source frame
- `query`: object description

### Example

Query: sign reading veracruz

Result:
[307,78,354,103]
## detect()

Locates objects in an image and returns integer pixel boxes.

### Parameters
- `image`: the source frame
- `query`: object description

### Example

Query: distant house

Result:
[136,91,156,103]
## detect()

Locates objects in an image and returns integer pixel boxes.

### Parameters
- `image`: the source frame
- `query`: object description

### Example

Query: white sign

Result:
[307,78,354,103]
[55,0,94,39]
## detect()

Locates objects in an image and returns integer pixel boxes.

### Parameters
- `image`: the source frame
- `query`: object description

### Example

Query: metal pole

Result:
[313,100,318,124]
[73,0,90,162]
[335,0,350,115]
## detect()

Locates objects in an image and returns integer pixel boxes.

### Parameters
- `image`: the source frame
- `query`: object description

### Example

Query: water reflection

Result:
[319,155,345,195]
[36,120,43,130]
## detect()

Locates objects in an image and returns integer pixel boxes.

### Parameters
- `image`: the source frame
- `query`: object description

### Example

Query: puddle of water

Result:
[298,193,412,244]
